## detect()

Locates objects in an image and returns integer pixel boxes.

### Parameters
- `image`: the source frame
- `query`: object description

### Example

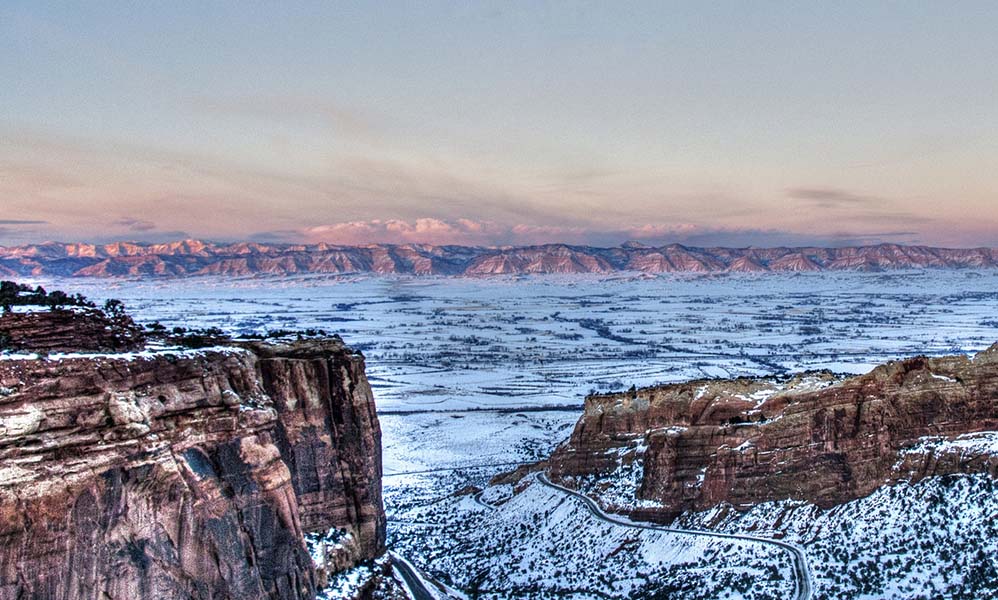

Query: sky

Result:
[2,2,997,248]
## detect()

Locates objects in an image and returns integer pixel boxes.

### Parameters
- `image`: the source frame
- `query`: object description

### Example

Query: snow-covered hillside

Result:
[391,475,797,599]
[389,472,997,599]
[677,475,998,599]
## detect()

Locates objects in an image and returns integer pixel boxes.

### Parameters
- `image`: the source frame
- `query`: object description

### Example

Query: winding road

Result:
[390,551,467,600]
[391,553,436,600]
[537,474,813,600]
[388,464,812,598]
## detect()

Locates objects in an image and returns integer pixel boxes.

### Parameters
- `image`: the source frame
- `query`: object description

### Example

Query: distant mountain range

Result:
[0,239,996,277]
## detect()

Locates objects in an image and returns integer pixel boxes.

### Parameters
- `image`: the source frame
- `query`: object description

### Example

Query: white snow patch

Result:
[930,373,958,383]
[0,346,249,362]
[899,431,998,459]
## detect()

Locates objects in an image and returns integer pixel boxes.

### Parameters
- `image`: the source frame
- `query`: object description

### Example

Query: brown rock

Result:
[0,308,145,353]
[0,338,385,600]
[244,339,385,560]
[548,346,998,520]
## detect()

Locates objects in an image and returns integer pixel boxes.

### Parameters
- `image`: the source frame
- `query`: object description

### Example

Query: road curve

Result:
[537,474,813,600]
[471,491,497,510]
[391,553,437,600]
[390,551,467,600]
[384,461,527,478]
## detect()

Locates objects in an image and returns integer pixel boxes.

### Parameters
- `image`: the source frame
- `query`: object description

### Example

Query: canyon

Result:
[0,308,388,599]
[1,240,997,277]
[4,276,998,599]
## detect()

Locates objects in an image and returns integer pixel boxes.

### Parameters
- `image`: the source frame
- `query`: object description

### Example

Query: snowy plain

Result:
[44,271,998,476]
[26,270,998,598]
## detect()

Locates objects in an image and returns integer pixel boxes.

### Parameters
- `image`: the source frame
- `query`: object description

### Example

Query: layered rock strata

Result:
[0,338,383,600]
[548,346,998,520]
[0,307,145,352]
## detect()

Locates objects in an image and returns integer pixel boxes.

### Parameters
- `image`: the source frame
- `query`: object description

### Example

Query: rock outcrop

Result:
[1,240,996,277]
[0,337,384,599]
[246,340,385,560]
[0,307,145,353]
[548,346,998,521]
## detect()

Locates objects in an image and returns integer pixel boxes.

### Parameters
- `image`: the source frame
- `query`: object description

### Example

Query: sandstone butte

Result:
[0,310,386,599]
[548,345,998,522]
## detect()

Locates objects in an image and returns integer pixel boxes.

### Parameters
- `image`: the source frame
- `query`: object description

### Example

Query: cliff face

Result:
[247,341,385,560]
[548,346,998,520]
[0,339,384,600]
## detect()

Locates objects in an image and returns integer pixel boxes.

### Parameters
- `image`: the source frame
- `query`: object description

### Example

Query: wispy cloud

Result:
[113,217,156,231]
[1,127,989,248]
[291,218,907,248]
[785,187,881,209]
[191,95,383,141]
[302,219,519,246]
[678,228,921,248]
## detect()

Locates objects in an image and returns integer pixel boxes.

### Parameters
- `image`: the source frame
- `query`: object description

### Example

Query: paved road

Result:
[391,552,467,600]
[392,553,437,600]
[471,491,496,510]
[537,474,813,600]
[384,461,526,478]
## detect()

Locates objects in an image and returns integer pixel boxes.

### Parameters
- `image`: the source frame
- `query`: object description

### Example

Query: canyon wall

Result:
[248,340,385,559]
[0,338,384,600]
[548,346,998,521]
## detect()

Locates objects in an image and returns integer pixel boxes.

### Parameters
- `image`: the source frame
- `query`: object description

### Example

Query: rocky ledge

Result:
[0,335,385,599]
[548,345,998,521]
[0,307,145,353]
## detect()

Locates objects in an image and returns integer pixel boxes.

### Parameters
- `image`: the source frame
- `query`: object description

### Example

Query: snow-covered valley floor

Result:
[27,270,998,598]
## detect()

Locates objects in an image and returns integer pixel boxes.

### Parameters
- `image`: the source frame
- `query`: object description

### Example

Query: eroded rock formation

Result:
[548,346,998,520]
[0,337,384,599]
[247,340,385,560]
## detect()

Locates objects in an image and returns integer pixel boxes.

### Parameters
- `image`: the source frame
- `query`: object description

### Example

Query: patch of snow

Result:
[694,466,708,488]
[898,431,998,459]
[676,474,998,599]
[930,373,958,383]
[0,345,249,362]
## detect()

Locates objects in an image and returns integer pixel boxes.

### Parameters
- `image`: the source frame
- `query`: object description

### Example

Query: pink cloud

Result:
[300,218,709,247]
[627,223,699,238]
[304,219,496,245]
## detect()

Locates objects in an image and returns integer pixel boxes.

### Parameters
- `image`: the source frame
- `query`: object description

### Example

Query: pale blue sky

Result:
[2,2,997,246]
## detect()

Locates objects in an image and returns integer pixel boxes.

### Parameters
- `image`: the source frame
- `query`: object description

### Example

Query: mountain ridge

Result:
[1,239,996,277]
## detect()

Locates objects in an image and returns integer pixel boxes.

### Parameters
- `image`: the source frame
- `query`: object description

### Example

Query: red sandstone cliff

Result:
[248,340,385,560]
[548,346,998,521]
[0,338,384,600]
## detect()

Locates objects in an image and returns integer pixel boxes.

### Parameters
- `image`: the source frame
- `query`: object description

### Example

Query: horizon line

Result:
[2,238,997,252]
